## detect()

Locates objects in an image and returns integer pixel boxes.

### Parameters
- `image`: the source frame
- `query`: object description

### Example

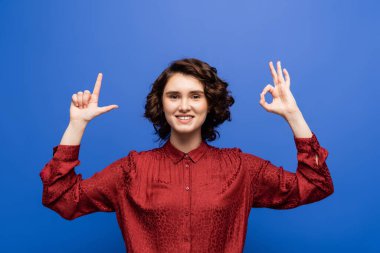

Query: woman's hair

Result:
[144,58,235,144]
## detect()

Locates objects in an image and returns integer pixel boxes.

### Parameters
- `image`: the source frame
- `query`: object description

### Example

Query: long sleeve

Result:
[39,144,136,220]
[241,131,334,209]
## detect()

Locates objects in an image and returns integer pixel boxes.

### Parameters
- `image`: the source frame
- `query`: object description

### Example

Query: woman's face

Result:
[162,73,209,138]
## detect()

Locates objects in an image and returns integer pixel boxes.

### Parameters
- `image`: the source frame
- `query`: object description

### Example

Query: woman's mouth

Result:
[175,116,194,124]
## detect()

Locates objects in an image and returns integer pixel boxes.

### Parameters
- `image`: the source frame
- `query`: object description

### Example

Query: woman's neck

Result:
[169,131,203,153]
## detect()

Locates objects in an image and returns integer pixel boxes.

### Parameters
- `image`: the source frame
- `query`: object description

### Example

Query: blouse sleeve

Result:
[39,144,136,220]
[241,132,334,209]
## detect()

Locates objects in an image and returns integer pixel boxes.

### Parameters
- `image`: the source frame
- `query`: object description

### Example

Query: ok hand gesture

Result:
[259,61,300,119]
[70,73,119,123]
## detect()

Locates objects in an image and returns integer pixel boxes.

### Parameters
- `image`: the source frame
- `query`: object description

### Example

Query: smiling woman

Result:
[163,73,208,135]
[39,57,334,253]
[144,58,235,148]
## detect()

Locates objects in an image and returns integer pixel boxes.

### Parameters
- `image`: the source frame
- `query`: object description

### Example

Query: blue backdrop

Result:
[1,0,378,252]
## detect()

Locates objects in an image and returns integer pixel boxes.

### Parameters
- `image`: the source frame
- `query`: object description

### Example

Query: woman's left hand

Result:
[259,61,300,119]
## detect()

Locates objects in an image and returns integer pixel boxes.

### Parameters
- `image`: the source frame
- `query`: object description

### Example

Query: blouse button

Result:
[185,164,189,168]
[185,186,190,191]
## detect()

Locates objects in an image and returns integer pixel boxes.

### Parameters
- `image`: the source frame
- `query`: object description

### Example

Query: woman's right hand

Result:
[70,73,119,124]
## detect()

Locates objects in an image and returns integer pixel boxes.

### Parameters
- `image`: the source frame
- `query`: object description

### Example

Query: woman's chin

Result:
[171,126,200,135]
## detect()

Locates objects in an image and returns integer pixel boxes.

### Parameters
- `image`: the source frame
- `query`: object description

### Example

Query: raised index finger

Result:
[92,73,103,97]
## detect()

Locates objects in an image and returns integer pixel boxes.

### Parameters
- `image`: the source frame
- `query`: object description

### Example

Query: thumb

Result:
[98,104,119,114]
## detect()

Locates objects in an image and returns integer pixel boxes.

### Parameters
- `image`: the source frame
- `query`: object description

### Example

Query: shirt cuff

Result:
[53,145,80,161]
[293,131,321,153]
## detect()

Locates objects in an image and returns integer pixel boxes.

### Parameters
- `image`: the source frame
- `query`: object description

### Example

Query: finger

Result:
[77,91,84,108]
[92,73,103,98]
[277,61,285,84]
[83,90,91,108]
[259,84,274,112]
[269,61,278,85]
[72,94,79,107]
[98,104,119,114]
[283,68,290,86]
[261,84,275,97]
[259,91,270,111]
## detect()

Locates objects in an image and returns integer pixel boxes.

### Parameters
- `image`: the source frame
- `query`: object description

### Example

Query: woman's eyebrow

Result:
[165,90,204,94]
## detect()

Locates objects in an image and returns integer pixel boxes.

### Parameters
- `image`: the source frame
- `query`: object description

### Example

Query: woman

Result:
[40,58,334,253]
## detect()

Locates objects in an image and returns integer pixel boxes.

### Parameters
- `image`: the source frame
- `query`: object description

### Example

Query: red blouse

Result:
[39,132,334,253]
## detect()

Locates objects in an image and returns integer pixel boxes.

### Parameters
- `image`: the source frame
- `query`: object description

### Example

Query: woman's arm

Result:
[259,61,321,168]
[60,120,87,145]
[39,144,136,220]
[246,61,334,209]
[242,132,334,209]
[40,73,124,219]
[285,110,320,165]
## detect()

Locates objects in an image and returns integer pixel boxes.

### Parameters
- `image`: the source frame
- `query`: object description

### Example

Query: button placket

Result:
[183,154,191,246]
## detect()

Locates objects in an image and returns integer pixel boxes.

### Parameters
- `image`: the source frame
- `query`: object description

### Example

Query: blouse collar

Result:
[163,139,210,164]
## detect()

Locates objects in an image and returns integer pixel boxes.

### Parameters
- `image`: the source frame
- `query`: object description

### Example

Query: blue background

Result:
[1,0,378,252]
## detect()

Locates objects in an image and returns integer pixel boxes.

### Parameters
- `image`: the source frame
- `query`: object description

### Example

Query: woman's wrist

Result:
[283,109,303,123]
[69,120,88,130]
[59,121,87,145]
[284,110,313,138]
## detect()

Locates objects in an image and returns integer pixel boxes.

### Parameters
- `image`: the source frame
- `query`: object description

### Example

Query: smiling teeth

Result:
[178,116,192,120]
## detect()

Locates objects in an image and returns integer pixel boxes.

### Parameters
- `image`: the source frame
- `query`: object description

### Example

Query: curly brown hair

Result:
[143,58,235,144]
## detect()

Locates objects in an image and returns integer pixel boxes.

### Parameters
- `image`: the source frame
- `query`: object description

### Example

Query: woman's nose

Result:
[179,98,191,110]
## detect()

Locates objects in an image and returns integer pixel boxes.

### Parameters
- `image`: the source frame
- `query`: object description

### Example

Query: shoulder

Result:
[205,143,251,155]
[114,148,158,177]
[217,146,243,156]
[122,146,166,165]
[216,146,266,171]
[208,145,243,165]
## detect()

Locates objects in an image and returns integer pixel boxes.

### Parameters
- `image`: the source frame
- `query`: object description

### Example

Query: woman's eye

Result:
[168,94,201,99]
